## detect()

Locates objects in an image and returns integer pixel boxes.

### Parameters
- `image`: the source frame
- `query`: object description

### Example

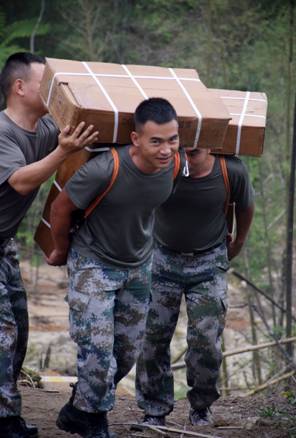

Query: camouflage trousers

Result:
[0,239,28,417]
[136,243,229,416]
[67,248,152,413]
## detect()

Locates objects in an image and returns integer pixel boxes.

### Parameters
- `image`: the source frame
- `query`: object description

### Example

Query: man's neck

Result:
[129,145,161,174]
[5,106,41,132]
[189,154,215,178]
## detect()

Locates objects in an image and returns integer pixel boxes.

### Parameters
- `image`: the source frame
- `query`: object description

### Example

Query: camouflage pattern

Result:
[136,243,229,416]
[0,239,28,417]
[67,248,152,413]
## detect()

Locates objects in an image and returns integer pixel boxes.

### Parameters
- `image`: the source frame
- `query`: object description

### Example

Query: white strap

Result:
[85,146,111,152]
[41,217,51,229]
[169,68,202,149]
[134,75,200,81]
[236,91,250,154]
[121,65,148,100]
[221,96,266,102]
[82,62,119,143]
[230,113,266,119]
[53,180,62,192]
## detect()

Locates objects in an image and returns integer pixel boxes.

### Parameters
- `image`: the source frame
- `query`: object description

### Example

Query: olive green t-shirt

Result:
[0,111,59,238]
[66,145,178,267]
[155,155,254,253]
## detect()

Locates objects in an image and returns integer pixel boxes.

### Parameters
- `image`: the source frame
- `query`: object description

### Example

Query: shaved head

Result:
[134,98,178,132]
[0,52,45,101]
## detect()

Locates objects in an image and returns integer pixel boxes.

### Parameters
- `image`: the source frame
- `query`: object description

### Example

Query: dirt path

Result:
[21,384,295,438]
[20,262,296,437]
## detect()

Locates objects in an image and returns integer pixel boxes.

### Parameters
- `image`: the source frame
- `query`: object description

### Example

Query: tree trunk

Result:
[285,93,296,358]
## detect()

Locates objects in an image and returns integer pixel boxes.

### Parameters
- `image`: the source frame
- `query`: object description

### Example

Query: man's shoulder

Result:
[223,156,253,201]
[0,111,14,135]
[77,146,117,178]
[224,155,248,176]
[116,144,131,158]
[90,144,130,161]
[224,154,243,166]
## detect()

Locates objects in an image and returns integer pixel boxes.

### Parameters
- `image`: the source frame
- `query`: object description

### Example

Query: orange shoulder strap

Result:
[173,152,181,180]
[84,147,120,219]
[220,156,231,215]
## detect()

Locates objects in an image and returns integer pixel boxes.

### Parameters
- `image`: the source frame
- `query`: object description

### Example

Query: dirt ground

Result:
[21,383,296,438]
[20,262,296,438]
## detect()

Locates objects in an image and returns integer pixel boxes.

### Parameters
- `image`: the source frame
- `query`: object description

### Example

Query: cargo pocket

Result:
[68,289,91,343]
[216,258,230,273]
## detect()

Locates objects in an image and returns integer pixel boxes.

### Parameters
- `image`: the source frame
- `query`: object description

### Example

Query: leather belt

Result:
[158,241,224,257]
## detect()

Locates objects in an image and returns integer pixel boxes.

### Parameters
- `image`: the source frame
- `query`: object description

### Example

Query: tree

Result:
[0,6,49,67]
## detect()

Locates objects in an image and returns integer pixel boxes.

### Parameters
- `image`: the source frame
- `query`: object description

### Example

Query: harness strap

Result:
[173,152,181,180]
[220,156,231,215]
[84,147,120,218]
[220,156,235,234]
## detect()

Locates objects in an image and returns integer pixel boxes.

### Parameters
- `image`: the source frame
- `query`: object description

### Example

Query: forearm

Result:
[50,198,73,255]
[227,204,254,260]
[8,146,69,195]
[9,122,99,195]
[235,204,255,244]
[46,190,78,266]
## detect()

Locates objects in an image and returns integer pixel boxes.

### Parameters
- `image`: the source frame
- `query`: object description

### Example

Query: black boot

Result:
[56,384,116,438]
[0,416,38,438]
[56,402,89,435]
[18,417,38,437]
[189,407,213,426]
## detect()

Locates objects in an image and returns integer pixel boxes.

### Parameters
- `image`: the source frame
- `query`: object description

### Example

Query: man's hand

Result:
[228,205,254,260]
[46,249,68,266]
[227,238,244,260]
[58,122,99,154]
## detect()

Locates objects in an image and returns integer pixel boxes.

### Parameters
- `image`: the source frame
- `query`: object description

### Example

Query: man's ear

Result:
[13,78,25,97]
[131,131,140,147]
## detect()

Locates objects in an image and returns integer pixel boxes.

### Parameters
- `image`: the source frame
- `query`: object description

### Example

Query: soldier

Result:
[0,52,98,438]
[135,147,254,427]
[47,98,181,438]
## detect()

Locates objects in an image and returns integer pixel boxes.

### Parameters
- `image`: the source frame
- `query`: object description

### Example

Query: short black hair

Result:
[0,52,45,100]
[134,97,178,130]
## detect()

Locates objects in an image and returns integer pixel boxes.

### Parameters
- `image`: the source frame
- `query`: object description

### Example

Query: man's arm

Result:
[8,122,99,195]
[227,203,254,260]
[46,190,78,266]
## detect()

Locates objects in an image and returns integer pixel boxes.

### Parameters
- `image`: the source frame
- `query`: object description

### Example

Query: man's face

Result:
[22,63,47,116]
[185,147,210,171]
[131,119,179,171]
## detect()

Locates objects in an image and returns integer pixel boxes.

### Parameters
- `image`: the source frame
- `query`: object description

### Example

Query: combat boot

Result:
[56,384,116,438]
[0,416,38,437]
[189,407,213,426]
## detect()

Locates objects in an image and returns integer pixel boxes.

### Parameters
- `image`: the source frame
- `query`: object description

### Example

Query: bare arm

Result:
[46,190,78,266]
[8,122,99,195]
[227,204,254,260]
